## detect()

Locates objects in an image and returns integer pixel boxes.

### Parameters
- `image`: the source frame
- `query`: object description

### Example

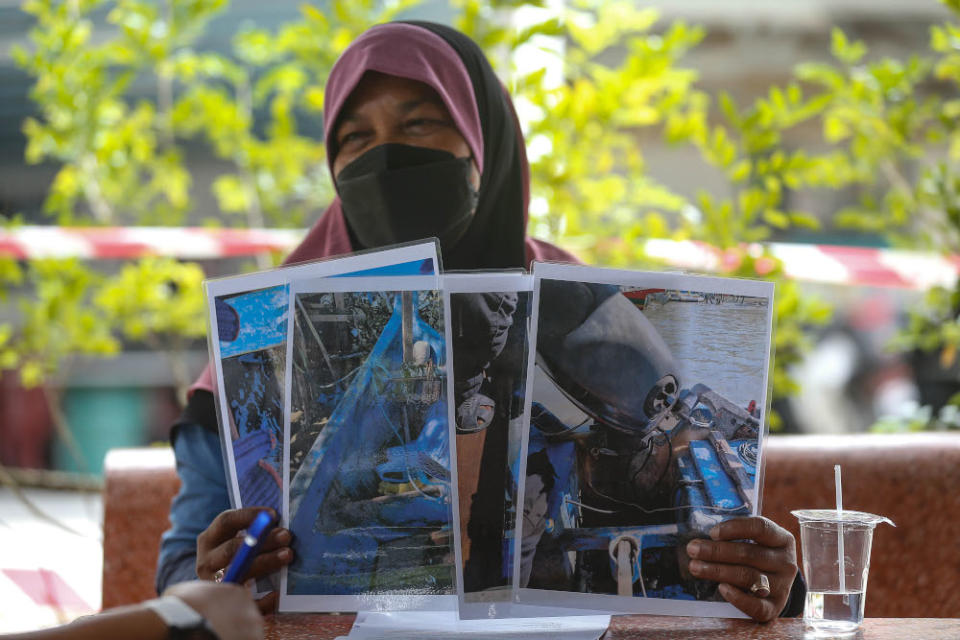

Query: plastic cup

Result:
[792,509,894,636]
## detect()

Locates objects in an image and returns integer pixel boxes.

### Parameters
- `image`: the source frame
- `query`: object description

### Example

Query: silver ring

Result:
[749,573,770,598]
[214,568,225,583]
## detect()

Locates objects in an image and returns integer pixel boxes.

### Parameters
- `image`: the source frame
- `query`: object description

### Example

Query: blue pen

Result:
[223,510,274,584]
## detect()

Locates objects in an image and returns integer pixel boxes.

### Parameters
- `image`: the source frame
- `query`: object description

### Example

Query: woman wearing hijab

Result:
[157,21,802,621]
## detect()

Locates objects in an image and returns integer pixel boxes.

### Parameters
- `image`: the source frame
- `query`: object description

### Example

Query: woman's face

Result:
[332,72,480,189]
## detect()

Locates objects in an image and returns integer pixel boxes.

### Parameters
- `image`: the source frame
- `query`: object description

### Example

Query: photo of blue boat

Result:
[211,256,439,521]
[286,288,453,597]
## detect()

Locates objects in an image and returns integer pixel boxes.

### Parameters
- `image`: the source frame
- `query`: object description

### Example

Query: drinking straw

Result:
[835,464,845,594]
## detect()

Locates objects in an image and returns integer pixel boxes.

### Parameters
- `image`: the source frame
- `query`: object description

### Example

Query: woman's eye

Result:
[405,118,447,133]
[339,130,367,146]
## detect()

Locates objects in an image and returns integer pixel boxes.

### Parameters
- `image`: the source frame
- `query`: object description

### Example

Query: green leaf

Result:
[729,159,751,183]
[824,115,851,142]
[511,17,563,48]
[762,209,790,229]
[788,212,822,230]
[718,92,740,128]
[212,174,252,212]
[831,27,867,65]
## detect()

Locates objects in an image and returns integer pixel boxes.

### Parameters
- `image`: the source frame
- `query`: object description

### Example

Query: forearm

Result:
[157,546,204,594]
[4,605,167,640]
[157,421,231,592]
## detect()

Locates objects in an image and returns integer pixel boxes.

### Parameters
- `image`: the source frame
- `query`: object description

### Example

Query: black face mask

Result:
[335,143,480,252]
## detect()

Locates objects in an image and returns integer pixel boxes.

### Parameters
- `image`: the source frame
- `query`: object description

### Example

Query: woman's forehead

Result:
[338,72,448,123]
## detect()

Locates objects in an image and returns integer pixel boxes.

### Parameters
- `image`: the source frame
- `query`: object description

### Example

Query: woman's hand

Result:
[685,516,798,622]
[195,507,294,613]
[164,581,264,640]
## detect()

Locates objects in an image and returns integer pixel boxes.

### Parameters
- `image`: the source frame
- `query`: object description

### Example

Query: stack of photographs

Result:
[205,250,774,619]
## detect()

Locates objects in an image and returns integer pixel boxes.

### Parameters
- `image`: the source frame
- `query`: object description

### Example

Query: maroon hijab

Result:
[190,22,576,396]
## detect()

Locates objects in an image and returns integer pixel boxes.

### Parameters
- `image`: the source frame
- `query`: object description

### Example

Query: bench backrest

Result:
[101,433,960,616]
[762,432,960,618]
[101,447,180,610]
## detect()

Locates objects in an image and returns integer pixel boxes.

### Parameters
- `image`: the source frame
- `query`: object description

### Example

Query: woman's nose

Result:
[371,128,411,147]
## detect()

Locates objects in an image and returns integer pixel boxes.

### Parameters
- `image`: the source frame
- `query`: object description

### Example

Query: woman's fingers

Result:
[243,547,294,583]
[257,527,292,554]
[196,507,282,580]
[684,516,799,622]
[198,507,275,552]
[717,583,779,623]
[687,557,768,593]
[197,535,244,581]
[708,516,795,549]
[241,527,293,581]
[686,539,789,573]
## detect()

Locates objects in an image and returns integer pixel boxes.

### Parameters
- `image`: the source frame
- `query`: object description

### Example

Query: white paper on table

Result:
[335,611,611,640]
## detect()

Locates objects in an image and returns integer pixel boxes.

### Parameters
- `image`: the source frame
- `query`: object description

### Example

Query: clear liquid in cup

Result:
[804,590,865,636]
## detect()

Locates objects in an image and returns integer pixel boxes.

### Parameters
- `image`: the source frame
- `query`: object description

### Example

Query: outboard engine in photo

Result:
[525,280,762,600]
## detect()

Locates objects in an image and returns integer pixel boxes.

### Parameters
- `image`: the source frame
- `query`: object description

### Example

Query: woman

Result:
[157,21,802,622]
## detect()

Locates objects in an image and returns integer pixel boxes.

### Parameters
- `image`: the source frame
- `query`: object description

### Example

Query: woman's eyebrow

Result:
[338,107,364,124]
[398,96,447,114]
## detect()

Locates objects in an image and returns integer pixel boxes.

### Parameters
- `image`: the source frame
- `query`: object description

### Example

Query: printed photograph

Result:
[520,276,771,607]
[210,256,437,518]
[215,284,289,516]
[285,287,454,598]
[451,290,532,605]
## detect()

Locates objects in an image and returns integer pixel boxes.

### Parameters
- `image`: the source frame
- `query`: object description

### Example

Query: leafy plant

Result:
[94,256,207,401]
[888,2,960,389]
[502,3,835,418]
[798,4,960,424]
[13,0,959,437]
[516,3,701,261]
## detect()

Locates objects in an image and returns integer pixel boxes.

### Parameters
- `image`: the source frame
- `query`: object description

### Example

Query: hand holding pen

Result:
[196,507,294,613]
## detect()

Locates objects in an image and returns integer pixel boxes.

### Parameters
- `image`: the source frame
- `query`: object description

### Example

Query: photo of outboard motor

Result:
[522,279,761,600]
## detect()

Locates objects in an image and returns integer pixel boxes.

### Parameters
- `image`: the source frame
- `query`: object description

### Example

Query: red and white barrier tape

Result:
[642,239,958,290]
[0,226,303,261]
[0,227,955,289]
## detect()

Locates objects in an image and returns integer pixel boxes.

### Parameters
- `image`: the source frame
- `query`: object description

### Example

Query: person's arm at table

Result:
[686,516,802,622]
[157,422,293,613]
[2,581,262,640]
[156,421,233,593]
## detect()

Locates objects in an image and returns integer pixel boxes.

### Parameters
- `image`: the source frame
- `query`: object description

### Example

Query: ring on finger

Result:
[214,568,225,583]
[749,573,770,598]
